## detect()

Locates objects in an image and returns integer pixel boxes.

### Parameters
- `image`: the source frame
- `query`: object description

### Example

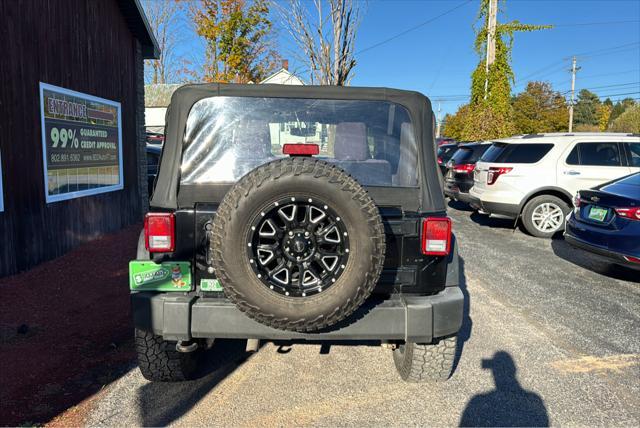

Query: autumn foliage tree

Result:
[511,82,568,134]
[191,0,280,83]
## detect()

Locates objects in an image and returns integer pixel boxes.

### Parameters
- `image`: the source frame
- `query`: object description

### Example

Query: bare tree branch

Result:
[277,0,362,86]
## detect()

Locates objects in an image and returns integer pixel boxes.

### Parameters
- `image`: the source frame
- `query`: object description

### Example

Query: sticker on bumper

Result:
[129,261,191,291]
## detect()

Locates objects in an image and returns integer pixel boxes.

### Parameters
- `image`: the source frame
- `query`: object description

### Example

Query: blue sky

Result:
[170,0,640,116]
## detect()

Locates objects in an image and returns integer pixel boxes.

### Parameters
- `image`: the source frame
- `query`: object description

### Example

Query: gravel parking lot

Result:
[61,201,639,427]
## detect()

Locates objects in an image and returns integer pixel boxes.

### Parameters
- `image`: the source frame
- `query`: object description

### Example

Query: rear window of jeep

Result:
[180,97,418,187]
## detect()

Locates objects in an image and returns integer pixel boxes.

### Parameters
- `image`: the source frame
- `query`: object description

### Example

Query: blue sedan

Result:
[565,173,640,271]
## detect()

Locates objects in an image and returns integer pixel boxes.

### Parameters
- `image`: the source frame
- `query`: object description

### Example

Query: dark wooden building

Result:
[0,0,159,277]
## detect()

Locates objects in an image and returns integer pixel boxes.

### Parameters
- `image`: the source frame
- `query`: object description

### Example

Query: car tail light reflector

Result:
[282,143,319,156]
[614,207,640,221]
[144,213,175,252]
[573,193,581,208]
[624,255,640,264]
[453,163,476,174]
[421,217,452,256]
[487,167,513,185]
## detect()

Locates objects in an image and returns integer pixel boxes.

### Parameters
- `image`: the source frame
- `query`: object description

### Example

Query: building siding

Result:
[0,0,146,276]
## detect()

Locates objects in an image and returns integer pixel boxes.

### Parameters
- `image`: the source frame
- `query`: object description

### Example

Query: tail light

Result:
[487,167,513,185]
[624,255,640,264]
[614,207,640,221]
[421,217,452,256]
[283,143,319,156]
[144,213,175,252]
[573,193,581,208]
[453,163,476,174]
[437,156,443,165]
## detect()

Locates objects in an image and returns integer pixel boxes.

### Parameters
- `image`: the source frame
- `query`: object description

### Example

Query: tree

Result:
[143,0,186,84]
[191,0,280,83]
[609,97,636,124]
[470,1,550,114]
[609,104,640,133]
[596,103,612,132]
[573,89,600,127]
[447,0,550,141]
[511,82,568,134]
[279,0,361,85]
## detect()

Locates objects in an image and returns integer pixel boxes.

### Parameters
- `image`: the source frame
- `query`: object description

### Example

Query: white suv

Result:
[468,133,640,238]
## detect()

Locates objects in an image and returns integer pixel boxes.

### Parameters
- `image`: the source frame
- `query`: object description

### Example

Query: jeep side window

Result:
[573,142,622,166]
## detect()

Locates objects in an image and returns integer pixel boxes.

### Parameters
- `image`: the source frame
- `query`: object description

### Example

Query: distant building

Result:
[145,62,305,134]
[260,61,305,85]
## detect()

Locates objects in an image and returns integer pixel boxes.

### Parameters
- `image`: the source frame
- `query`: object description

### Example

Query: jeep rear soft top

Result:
[150,84,444,214]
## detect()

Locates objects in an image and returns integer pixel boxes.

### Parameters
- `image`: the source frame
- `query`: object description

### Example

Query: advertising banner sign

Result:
[39,83,123,203]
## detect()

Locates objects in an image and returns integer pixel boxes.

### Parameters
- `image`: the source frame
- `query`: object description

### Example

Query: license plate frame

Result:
[587,206,608,222]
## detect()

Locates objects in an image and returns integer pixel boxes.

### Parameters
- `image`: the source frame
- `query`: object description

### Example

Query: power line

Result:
[552,19,640,27]
[569,41,640,59]
[356,0,474,55]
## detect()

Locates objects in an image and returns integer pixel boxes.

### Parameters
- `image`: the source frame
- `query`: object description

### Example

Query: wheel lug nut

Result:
[289,231,293,236]
[305,232,309,236]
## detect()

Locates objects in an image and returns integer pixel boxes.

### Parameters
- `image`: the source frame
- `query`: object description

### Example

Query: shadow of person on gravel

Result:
[137,339,252,426]
[551,238,640,283]
[459,351,549,427]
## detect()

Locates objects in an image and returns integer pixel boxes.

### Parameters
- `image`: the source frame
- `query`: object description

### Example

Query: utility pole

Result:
[436,101,442,138]
[484,0,498,100]
[568,56,579,132]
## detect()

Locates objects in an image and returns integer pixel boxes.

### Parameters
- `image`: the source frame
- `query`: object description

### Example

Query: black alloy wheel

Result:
[248,197,350,298]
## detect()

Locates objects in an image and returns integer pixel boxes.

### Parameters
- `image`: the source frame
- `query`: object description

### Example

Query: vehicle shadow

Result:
[447,198,475,213]
[137,339,252,427]
[453,254,472,375]
[469,211,517,230]
[459,351,549,427]
[551,238,640,283]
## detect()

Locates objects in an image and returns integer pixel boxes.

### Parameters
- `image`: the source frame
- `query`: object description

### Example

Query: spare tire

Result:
[210,157,385,332]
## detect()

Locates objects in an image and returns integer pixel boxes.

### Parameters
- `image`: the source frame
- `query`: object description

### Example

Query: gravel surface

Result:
[80,201,640,427]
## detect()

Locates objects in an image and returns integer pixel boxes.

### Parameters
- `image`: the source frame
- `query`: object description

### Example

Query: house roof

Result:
[260,69,305,85]
[116,0,160,59]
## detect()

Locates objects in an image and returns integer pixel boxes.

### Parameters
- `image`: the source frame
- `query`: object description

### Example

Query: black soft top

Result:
[151,83,444,212]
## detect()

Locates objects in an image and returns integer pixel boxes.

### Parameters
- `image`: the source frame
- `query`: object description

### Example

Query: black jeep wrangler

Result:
[130,84,464,383]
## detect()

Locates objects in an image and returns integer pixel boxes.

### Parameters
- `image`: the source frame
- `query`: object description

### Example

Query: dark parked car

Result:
[437,142,459,175]
[444,142,491,204]
[146,145,161,197]
[146,131,164,145]
[565,173,640,270]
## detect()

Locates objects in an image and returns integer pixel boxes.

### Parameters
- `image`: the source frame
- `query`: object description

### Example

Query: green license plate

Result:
[588,206,608,222]
[129,261,191,291]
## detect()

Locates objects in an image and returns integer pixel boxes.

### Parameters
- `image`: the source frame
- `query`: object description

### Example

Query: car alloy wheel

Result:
[531,202,564,233]
[247,197,350,298]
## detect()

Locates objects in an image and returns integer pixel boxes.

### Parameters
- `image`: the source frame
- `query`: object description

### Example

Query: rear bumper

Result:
[131,286,464,343]
[564,231,640,270]
[445,188,473,204]
[468,195,520,218]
